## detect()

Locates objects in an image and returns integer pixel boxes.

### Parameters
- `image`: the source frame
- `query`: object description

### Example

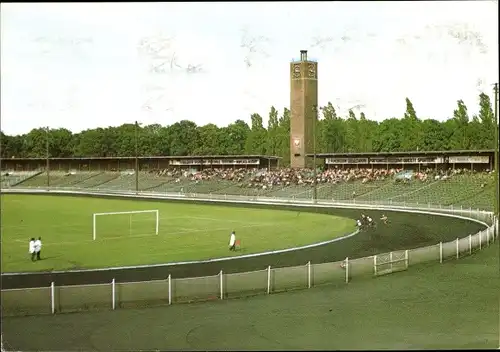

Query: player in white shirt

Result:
[356,219,362,229]
[34,237,42,260]
[366,216,376,228]
[29,238,36,261]
[229,231,236,251]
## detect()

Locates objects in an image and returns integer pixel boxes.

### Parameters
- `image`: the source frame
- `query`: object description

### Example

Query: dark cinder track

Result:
[1,194,485,289]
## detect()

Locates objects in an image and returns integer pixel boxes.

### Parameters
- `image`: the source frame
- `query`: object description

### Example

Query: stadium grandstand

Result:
[310,149,495,172]
[0,150,495,211]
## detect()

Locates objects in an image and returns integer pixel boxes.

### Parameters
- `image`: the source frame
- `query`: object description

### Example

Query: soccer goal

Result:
[92,210,159,240]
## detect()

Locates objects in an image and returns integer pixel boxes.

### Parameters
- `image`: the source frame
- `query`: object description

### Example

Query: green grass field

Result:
[1,182,497,350]
[3,243,497,351]
[1,194,355,273]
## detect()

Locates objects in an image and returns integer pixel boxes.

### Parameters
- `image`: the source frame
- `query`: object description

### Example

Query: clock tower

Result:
[290,50,318,169]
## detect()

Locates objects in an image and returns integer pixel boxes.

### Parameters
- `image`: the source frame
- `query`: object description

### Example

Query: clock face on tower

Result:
[293,64,301,78]
[308,64,316,78]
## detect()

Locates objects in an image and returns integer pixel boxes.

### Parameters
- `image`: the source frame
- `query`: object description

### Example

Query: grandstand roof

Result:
[307,149,494,158]
[1,155,281,161]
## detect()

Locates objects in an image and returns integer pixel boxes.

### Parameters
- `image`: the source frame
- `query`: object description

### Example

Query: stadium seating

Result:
[9,167,495,211]
[0,171,42,188]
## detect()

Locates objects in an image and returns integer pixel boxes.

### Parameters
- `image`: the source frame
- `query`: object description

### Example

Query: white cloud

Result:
[0,1,498,135]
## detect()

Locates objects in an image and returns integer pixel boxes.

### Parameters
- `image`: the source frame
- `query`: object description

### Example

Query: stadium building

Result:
[0,155,280,172]
[309,150,495,172]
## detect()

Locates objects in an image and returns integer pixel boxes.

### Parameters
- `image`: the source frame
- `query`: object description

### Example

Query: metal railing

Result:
[4,185,496,217]
[1,189,497,317]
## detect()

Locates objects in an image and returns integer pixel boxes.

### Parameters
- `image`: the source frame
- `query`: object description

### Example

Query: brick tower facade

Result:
[290,50,318,169]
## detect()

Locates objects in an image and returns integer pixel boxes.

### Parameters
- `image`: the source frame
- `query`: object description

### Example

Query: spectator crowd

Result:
[147,166,492,190]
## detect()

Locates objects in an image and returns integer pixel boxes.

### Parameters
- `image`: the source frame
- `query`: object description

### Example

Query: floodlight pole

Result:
[0,131,2,177]
[135,121,139,194]
[46,126,50,189]
[496,83,500,352]
[493,83,499,223]
[312,105,318,203]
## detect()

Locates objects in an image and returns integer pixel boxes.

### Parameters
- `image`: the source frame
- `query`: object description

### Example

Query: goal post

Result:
[92,210,159,240]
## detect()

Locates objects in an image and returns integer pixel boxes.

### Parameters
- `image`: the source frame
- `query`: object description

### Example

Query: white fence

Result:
[0,188,497,316]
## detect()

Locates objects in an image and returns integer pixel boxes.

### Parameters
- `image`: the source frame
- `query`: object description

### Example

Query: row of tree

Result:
[0,93,497,166]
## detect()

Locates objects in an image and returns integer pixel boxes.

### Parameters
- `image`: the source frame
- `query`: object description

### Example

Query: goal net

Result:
[92,210,159,240]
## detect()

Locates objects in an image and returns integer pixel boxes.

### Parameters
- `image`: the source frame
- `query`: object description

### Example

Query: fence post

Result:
[494,218,497,241]
[112,278,116,310]
[389,252,393,272]
[493,218,496,241]
[267,266,271,294]
[494,218,497,242]
[168,274,172,305]
[456,238,459,259]
[405,250,409,269]
[220,270,223,300]
[373,255,377,276]
[496,217,499,241]
[51,282,55,314]
[307,261,311,289]
[345,257,349,283]
[491,216,498,243]
[469,234,472,254]
[439,242,443,263]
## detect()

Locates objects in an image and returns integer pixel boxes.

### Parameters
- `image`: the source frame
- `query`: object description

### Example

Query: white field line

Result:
[389,180,443,201]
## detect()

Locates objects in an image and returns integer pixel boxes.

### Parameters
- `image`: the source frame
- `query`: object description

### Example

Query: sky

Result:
[0,1,498,136]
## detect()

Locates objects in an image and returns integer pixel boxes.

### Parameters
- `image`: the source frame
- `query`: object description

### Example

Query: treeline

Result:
[0,94,496,166]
